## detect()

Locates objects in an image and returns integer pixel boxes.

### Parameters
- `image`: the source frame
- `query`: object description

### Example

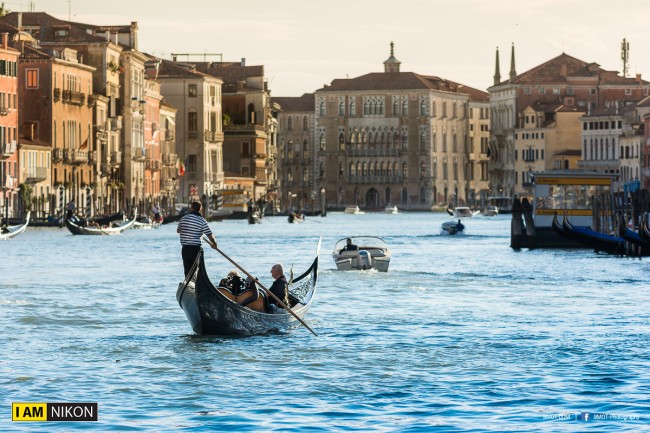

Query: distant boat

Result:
[446,205,478,218]
[481,205,498,217]
[332,236,390,272]
[441,219,465,235]
[0,211,30,240]
[344,205,365,215]
[65,211,137,235]
[384,205,399,214]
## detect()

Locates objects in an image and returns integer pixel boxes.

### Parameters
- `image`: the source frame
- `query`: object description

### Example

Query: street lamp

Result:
[320,187,326,217]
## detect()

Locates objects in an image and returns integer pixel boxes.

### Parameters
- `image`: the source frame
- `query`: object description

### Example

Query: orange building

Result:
[0,30,19,221]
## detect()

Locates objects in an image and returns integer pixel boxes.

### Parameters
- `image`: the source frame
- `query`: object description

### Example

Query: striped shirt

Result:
[178,212,213,246]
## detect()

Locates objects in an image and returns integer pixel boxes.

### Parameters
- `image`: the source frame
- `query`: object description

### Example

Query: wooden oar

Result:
[203,237,317,336]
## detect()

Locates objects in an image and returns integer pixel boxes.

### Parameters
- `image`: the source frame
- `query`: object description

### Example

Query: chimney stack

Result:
[2,33,7,49]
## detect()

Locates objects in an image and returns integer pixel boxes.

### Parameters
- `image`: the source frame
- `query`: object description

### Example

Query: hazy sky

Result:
[8,0,650,96]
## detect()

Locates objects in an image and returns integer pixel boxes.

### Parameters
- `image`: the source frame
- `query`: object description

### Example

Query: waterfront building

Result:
[18,42,94,219]
[156,59,224,204]
[489,48,650,199]
[158,100,178,214]
[193,59,277,213]
[512,103,583,196]
[0,29,19,222]
[643,99,650,189]
[273,93,315,212]
[313,44,489,211]
[0,12,126,216]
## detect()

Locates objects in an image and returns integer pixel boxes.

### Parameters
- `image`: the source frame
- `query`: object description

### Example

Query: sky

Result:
[6,0,650,97]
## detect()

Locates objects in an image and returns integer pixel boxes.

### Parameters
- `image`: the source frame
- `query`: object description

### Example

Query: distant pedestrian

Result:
[177,201,217,277]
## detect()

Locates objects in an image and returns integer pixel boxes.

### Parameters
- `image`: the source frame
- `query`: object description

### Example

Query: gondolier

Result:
[177,201,217,276]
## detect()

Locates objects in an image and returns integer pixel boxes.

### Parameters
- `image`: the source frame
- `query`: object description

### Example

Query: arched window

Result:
[321,133,327,151]
[402,100,408,115]
[420,99,427,115]
[339,162,344,177]
[379,101,384,115]
[303,116,308,130]
[402,162,408,178]
[303,139,309,158]
[361,162,367,176]
[364,101,369,115]
[393,99,398,115]
[381,162,386,176]
[420,131,426,151]
[337,133,344,151]
[339,101,345,116]
[319,163,325,179]
[442,101,447,117]
[287,117,293,131]
[319,101,325,116]
[350,99,356,116]
[432,100,437,117]
[349,162,354,176]
[420,162,425,178]
[356,161,361,176]
[402,132,408,150]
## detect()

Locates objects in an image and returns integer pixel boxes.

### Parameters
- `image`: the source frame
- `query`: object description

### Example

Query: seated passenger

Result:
[268,264,289,313]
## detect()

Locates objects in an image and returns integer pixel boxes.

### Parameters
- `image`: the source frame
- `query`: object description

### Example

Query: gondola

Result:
[65,210,137,235]
[618,226,650,253]
[552,213,625,255]
[0,211,30,240]
[176,239,320,335]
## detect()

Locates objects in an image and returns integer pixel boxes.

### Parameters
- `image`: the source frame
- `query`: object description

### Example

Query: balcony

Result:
[0,106,8,116]
[163,178,176,191]
[100,163,110,176]
[52,148,63,162]
[70,150,88,165]
[162,153,177,166]
[110,151,122,167]
[110,116,123,130]
[132,147,146,161]
[62,90,86,106]
[53,88,61,102]
[1,141,16,159]
[145,159,161,171]
[24,167,47,183]
[204,130,221,143]
[347,175,403,184]
[346,148,400,157]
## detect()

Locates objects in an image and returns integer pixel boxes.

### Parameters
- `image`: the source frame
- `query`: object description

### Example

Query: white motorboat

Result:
[332,236,390,272]
[384,205,399,214]
[344,205,365,215]
[446,205,479,218]
[441,220,465,235]
[481,205,499,217]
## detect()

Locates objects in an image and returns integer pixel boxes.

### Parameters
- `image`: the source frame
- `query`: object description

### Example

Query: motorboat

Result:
[441,220,465,235]
[446,205,479,218]
[344,205,365,215]
[481,205,498,217]
[384,205,399,214]
[332,236,390,272]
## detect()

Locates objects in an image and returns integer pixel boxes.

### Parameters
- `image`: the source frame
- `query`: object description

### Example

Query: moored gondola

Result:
[552,213,625,255]
[176,239,319,335]
[65,211,137,235]
[0,211,30,240]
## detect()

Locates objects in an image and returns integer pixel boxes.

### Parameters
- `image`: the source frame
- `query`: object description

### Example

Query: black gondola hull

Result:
[176,248,318,336]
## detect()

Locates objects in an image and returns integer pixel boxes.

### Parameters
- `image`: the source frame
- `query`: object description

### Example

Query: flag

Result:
[177,157,185,176]
[80,138,88,150]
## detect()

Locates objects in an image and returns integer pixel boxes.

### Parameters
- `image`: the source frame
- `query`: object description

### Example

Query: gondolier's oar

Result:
[204,237,317,336]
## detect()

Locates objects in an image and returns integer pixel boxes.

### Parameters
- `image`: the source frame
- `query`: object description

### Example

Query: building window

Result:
[524,87,531,95]
[188,112,197,139]
[188,84,197,97]
[26,69,39,88]
[287,117,293,131]
[339,101,345,116]
[349,99,356,116]
[402,100,408,116]
[319,101,325,116]
[303,116,308,130]
[420,99,427,115]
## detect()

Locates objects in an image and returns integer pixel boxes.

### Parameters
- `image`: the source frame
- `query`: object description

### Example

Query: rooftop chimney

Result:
[493,47,501,86]
[2,33,7,49]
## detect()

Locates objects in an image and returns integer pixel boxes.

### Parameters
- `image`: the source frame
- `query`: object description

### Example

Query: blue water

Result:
[1,212,648,431]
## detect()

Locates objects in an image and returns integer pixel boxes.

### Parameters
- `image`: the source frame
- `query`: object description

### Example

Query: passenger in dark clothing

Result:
[268,263,288,312]
[341,237,358,252]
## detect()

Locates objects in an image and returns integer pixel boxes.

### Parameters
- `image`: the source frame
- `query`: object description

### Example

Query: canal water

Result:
[1,212,648,431]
